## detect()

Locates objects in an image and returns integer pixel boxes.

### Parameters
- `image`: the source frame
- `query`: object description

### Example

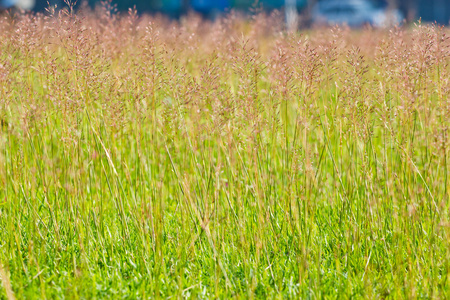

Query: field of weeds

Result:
[0,4,450,298]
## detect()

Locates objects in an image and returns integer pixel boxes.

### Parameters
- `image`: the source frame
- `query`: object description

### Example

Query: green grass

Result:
[0,9,450,298]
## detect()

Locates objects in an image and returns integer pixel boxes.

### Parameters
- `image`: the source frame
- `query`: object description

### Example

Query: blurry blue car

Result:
[1,0,35,9]
[191,0,229,18]
[312,0,403,27]
[1,0,15,8]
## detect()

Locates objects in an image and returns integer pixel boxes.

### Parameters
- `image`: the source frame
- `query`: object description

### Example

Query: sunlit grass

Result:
[0,6,450,298]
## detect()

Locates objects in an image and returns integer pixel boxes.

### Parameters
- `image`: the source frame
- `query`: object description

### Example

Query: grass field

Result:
[1,5,450,298]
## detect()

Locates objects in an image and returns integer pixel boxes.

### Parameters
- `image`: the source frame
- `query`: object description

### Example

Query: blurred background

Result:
[1,0,450,26]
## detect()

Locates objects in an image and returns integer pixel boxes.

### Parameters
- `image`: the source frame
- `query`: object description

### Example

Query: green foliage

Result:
[0,10,450,298]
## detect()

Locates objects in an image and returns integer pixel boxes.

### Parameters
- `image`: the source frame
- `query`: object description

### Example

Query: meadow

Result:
[0,4,450,298]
